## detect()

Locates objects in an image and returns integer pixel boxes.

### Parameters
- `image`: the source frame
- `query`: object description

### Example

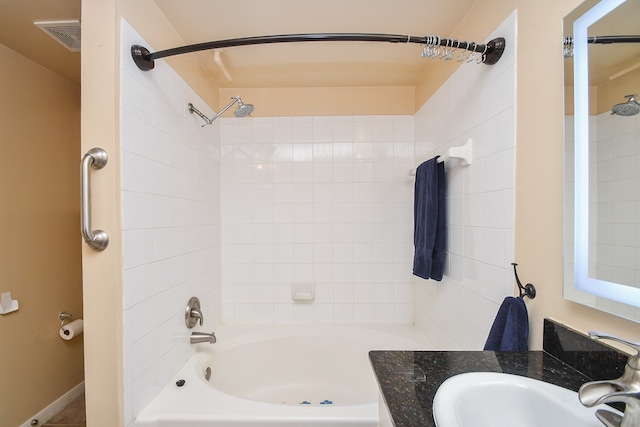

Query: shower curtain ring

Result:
[477,44,489,64]
[447,39,455,60]
[457,41,467,61]
[441,38,450,60]
[450,39,459,61]
[466,42,477,63]
[421,36,430,58]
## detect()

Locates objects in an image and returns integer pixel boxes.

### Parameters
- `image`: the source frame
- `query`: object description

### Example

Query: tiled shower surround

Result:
[121,21,222,425]
[120,12,518,426]
[413,12,517,349]
[220,116,416,324]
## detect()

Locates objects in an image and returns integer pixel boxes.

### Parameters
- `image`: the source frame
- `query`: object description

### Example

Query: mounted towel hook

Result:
[512,262,536,299]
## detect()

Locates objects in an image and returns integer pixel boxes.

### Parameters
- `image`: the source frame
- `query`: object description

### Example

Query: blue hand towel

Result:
[483,296,529,351]
[412,157,446,281]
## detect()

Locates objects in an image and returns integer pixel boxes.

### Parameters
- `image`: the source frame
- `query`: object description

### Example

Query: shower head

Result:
[234,98,254,117]
[212,96,253,121]
[611,94,640,116]
[188,96,254,126]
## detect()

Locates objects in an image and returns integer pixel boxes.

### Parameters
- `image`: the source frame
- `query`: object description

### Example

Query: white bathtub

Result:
[134,324,429,426]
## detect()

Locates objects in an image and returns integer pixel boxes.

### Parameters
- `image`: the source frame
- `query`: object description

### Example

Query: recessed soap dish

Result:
[291,283,315,302]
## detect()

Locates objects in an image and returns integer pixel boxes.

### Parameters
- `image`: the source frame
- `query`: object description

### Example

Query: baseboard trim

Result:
[19,381,85,427]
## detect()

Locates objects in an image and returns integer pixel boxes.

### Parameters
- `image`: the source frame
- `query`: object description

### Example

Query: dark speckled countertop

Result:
[369,320,628,427]
[369,351,589,427]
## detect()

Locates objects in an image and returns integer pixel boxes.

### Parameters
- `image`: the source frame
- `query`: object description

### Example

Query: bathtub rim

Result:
[134,323,432,426]
[205,323,432,350]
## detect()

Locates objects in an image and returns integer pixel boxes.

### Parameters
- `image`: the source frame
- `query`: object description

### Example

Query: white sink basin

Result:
[433,372,617,427]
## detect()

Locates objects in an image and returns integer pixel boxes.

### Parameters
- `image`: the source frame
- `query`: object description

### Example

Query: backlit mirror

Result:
[563,0,640,322]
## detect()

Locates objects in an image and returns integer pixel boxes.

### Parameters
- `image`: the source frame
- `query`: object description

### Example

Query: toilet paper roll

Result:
[60,319,83,341]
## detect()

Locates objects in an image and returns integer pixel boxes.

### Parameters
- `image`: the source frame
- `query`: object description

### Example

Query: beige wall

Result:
[0,43,83,427]
[81,1,124,425]
[512,0,636,348]
[218,86,415,116]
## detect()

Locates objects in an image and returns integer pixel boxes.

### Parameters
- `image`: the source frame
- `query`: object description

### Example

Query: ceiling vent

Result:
[34,20,81,52]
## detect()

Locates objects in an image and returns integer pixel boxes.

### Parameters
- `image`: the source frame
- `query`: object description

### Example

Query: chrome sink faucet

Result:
[578,331,640,427]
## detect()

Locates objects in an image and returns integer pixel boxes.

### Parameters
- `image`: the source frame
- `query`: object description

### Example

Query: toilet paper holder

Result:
[59,311,73,328]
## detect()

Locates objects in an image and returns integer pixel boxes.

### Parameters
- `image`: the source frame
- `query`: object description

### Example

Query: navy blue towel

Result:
[412,157,446,281]
[483,296,529,351]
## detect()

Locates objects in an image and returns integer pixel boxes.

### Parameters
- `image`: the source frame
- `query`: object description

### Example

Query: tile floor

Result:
[42,393,86,427]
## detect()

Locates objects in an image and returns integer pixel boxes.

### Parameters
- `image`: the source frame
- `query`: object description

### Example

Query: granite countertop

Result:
[368,350,592,427]
[369,320,629,427]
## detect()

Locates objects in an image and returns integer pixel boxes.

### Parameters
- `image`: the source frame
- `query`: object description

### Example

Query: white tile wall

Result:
[120,21,222,426]
[413,12,517,349]
[220,115,415,324]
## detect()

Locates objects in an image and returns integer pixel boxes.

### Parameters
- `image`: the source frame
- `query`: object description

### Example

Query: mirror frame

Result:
[572,0,640,307]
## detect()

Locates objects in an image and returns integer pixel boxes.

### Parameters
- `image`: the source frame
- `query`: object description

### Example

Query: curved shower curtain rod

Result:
[567,35,640,46]
[563,34,640,57]
[131,33,506,71]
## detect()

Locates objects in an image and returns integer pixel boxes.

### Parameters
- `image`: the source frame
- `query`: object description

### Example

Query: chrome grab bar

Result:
[80,148,109,251]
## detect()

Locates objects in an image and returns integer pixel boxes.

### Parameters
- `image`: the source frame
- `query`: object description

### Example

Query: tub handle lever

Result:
[185,297,204,328]
[190,308,203,326]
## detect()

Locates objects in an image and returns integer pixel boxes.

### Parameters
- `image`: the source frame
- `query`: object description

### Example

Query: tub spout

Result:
[190,331,216,344]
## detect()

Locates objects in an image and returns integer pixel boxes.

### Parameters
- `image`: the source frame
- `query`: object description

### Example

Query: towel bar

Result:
[408,139,473,176]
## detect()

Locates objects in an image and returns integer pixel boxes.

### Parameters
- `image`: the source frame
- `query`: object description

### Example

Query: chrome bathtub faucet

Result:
[185,297,204,328]
[578,331,640,427]
[190,331,217,344]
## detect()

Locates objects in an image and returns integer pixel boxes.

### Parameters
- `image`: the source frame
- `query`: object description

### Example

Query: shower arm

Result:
[188,97,241,126]
[131,33,506,71]
[187,103,213,125]
[210,97,240,122]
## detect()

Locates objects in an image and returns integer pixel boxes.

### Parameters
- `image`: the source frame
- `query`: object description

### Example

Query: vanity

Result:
[369,319,628,426]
